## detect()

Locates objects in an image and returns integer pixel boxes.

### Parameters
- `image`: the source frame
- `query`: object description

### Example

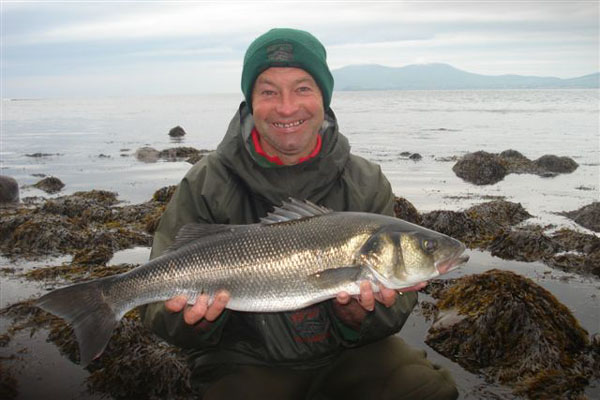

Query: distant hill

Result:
[332,63,599,90]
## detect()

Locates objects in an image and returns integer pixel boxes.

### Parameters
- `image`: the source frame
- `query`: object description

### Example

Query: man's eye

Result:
[297,86,312,92]
[262,90,276,96]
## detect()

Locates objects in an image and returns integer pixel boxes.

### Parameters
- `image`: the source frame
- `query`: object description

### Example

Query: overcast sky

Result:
[1,1,598,98]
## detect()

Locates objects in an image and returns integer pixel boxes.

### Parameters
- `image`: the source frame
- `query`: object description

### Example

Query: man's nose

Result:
[275,92,299,116]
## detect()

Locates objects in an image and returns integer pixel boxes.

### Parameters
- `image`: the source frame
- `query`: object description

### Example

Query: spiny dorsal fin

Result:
[260,198,332,224]
[167,223,238,252]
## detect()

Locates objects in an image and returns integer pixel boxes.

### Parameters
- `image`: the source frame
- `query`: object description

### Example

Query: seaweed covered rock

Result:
[393,196,422,224]
[421,200,531,247]
[426,270,596,399]
[488,227,559,262]
[32,176,65,194]
[452,150,578,185]
[534,154,579,173]
[452,151,507,185]
[0,190,154,258]
[560,202,600,232]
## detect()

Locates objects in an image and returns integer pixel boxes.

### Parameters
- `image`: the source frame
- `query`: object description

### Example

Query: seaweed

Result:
[426,270,598,399]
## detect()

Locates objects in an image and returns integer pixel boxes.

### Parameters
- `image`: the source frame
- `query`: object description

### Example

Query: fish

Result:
[36,199,468,366]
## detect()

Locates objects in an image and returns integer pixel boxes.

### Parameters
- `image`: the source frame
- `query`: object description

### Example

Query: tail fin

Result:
[36,277,119,367]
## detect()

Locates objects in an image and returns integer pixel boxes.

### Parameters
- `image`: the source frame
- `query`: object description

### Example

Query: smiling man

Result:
[141,28,458,400]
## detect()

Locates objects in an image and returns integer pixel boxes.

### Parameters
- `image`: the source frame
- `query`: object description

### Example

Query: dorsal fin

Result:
[167,223,236,252]
[260,198,332,224]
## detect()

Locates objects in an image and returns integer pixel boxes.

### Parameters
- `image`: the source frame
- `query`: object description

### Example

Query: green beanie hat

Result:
[241,28,334,113]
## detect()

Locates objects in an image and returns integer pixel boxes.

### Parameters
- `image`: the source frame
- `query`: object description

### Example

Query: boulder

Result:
[559,202,600,232]
[0,175,19,204]
[168,125,186,137]
[426,269,596,399]
[452,151,507,185]
[135,147,160,163]
[33,176,64,194]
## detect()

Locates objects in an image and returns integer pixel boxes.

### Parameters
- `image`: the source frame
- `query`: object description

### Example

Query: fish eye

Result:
[421,239,438,253]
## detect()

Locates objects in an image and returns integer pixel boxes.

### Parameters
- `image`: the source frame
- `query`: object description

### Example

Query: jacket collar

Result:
[216,102,350,206]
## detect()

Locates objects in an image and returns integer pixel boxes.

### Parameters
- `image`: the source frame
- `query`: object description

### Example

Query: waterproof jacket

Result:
[141,102,417,369]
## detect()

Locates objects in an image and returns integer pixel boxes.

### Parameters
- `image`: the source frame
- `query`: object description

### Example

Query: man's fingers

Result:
[335,291,351,305]
[358,281,375,311]
[183,294,209,325]
[165,295,188,312]
[379,286,397,307]
[204,291,230,322]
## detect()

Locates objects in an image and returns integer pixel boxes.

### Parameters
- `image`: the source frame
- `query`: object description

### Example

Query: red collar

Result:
[251,128,322,166]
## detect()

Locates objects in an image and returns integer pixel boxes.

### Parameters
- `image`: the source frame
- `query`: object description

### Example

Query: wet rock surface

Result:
[559,202,600,232]
[452,149,578,185]
[424,270,598,399]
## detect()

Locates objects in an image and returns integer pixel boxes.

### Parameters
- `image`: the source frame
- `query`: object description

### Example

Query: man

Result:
[142,28,458,400]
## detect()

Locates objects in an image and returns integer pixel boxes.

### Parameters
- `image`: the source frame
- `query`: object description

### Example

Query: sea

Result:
[1,89,599,399]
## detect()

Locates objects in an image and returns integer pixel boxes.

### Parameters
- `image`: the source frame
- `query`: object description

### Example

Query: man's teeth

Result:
[273,120,304,128]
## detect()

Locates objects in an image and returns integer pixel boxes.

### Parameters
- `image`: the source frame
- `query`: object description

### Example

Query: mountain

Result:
[332,63,599,90]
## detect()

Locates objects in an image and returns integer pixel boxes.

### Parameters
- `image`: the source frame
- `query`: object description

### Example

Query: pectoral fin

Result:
[307,266,365,290]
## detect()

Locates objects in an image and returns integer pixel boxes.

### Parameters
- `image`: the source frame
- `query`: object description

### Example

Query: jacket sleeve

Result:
[332,160,418,346]
[140,162,230,349]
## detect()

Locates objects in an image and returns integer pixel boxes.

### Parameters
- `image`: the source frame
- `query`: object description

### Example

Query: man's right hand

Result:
[165,291,230,325]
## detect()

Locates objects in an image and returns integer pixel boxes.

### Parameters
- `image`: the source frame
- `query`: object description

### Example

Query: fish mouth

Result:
[435,254,469,275]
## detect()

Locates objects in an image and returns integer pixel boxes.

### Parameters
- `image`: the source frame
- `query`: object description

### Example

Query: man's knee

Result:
[382,363,458,400]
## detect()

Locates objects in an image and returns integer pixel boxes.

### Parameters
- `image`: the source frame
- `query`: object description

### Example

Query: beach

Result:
[1,89,599,399]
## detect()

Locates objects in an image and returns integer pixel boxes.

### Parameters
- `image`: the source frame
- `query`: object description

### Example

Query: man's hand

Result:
[332,281,427,330]
[165,291,230,325]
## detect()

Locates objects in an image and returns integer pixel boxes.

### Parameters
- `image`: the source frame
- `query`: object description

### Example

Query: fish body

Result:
[36,199,468,366]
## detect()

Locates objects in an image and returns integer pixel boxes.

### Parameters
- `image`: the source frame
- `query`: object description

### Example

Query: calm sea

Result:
[1,89,598,229]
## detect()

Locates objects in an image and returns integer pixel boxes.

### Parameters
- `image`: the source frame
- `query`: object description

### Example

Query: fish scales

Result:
[106,212,378,314]
[36,199,469,366]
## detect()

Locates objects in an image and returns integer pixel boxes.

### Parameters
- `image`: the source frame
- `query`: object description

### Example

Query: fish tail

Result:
[36,276,119,367]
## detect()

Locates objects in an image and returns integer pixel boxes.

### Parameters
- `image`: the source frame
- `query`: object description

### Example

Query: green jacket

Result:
[141,103,417,369]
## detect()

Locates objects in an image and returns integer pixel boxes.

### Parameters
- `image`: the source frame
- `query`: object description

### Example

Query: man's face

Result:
[251,67,325,165]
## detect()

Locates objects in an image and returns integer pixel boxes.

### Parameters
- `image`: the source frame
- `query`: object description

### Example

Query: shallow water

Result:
[1,90,599,399]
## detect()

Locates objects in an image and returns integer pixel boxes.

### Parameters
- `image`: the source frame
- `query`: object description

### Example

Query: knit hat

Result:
[241,28,334,113]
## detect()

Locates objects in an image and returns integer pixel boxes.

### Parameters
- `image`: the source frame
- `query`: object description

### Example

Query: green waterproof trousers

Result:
[193,336,458,400]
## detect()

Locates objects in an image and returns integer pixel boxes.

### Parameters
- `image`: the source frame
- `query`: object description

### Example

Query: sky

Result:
[1,1,598,98]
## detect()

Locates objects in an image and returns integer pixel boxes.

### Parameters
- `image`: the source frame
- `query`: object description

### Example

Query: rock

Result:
[452,151,507,185]
[534,154,578,173]
[186,153,204,164]
[0,175,19,204]
[33,176,64,194]
[393,197,422,224]
[152,186,177,204]
[421,200,531,246]
[168,125,186,137]
[559,202,600,232]
[158,147,201,161]
[409,153,422,161]
[426,269,595,399]
[452,150,578,185]
[488,228,558,262]
[135,147,160,163]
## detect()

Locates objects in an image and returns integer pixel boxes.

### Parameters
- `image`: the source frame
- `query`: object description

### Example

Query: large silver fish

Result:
[36,199,468,366]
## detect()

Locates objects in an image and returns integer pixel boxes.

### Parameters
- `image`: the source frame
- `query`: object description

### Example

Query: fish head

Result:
[359,226,468,288]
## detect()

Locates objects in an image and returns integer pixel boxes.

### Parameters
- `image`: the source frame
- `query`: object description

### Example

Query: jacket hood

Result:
[216,102,350,206]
